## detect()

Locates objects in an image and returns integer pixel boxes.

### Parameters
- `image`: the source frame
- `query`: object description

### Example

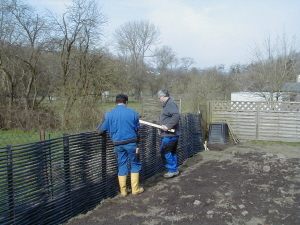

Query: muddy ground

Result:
[66,141,300,225]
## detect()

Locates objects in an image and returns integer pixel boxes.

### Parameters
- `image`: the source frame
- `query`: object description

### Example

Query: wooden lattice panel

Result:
[212,101,232,110]
[230,101,258,110]
[258,102,300,112]
[212,101,259,111]
[255,101,300,111]
[212,101,300,112]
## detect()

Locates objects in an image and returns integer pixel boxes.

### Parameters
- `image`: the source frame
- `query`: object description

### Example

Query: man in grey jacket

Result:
[157,89,182,178]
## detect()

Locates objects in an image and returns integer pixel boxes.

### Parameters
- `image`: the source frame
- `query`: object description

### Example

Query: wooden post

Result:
[40,131,45,141]
[256,102,259,140]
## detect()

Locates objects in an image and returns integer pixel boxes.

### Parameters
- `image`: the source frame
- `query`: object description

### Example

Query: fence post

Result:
[207,101,211,128]
[35,140,50,225]
[256,103,260,140]
[80,132,89,210]
[178,115,186,162]
[6,145,15,224]
[63,134,71,211]
[101,132,108,197]
[40,131,45,141]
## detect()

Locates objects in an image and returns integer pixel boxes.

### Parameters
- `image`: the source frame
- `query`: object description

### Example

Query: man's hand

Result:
[96,126,105,135]
[161,125,169,131]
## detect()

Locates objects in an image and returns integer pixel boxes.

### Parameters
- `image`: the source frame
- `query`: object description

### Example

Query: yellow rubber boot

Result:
[131,173,144,195]
[118,175,127,197]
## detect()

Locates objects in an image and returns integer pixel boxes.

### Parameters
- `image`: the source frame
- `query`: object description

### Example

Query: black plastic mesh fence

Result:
[0,113,203,225]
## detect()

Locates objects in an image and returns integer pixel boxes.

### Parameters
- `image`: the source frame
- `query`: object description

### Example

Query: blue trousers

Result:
[160,137,179,173]
[114,142,142,176]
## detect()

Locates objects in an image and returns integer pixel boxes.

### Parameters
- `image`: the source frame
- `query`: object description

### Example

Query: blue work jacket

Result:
[98,105,140,145]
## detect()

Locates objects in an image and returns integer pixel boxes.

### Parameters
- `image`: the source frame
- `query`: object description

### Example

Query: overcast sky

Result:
[25,0,300,69]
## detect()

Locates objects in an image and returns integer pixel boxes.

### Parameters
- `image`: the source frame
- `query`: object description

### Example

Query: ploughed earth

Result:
[66,141,300,225]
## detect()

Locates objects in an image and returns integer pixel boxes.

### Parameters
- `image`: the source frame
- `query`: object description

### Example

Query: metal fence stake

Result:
[7,145,15,224]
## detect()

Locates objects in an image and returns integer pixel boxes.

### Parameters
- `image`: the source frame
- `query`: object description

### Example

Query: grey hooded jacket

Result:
[159,98,181,137]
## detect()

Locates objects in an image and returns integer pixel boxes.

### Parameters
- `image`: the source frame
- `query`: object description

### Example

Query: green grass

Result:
[245,140,300,147]
[0,102,143,148]
[98,100,145,116]
[127,100,143,113]
[0,99,168,148]
[0,130,62,148]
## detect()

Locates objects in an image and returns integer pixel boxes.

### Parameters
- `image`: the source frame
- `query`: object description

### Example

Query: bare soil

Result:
[66,141,300,225]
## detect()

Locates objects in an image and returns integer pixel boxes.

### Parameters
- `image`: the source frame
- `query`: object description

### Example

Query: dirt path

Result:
[66,141,300,225]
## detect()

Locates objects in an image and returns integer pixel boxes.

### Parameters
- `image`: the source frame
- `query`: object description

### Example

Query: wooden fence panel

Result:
[258,111,300,142]
[208,101,300,142]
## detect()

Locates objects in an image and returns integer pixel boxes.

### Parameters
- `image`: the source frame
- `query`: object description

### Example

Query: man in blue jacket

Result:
[157,89,182,178]
[97,94,144,196]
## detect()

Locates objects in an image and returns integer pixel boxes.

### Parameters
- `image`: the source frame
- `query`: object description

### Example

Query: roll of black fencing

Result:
[0,113,203,225]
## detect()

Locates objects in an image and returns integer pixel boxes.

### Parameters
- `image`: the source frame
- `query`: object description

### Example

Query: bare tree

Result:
[0,0,50,110]
[48,0,107,127]
[153,45,177,71]
[247,34,300,101]
[228,63,248,92]
[179,57,195,71]
[149,45,178,92]
[114,20,161,99]
[183,67,224,112]
[0,0,63,130]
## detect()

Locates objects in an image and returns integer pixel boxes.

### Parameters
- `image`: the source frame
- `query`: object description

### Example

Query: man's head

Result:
[157,89,169,97]
[116,94,128,105]
[157,89,170,102]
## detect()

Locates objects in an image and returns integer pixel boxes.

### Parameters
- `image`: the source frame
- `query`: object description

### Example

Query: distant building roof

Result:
[231,92,282,101]
[281,82,300,92]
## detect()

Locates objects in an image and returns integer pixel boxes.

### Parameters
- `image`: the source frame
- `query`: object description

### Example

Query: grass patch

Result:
[0,101,142,148]
[100,100,143,114]
[245,140,300,147]
[0,130,62,148]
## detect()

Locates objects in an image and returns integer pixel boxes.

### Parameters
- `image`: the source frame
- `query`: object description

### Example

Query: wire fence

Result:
[0,113,203,225]
[0,131,61,148]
